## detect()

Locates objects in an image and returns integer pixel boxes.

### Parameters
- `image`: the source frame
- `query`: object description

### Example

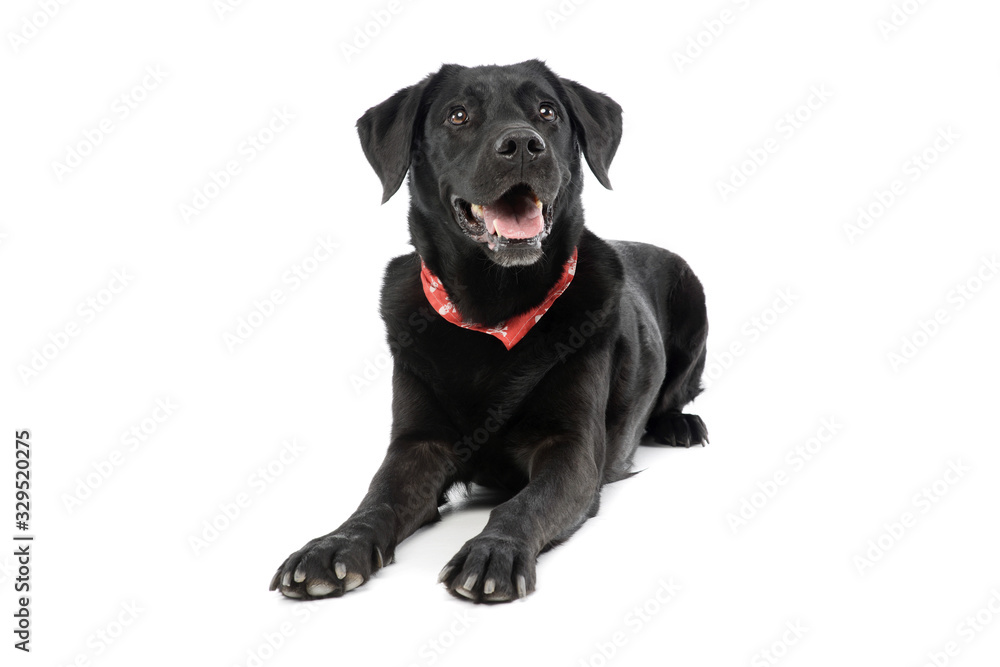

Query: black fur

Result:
[270,60,709,603]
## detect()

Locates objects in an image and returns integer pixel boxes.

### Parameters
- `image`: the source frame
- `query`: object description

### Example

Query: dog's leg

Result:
[647,261,710,447]
[438,435,600,602]
[439,356,609,603]
[271,368,459,599]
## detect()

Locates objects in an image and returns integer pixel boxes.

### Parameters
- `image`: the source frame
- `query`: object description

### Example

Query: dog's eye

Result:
[449,108,469,125]
[539,104,557,122]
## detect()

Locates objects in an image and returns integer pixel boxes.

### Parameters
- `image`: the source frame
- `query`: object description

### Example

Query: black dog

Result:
[271,60,708,603]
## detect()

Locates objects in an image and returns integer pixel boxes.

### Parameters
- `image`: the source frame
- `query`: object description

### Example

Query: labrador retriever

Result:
[270,59,708,603]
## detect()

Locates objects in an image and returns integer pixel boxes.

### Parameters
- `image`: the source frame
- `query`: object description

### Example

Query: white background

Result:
[2,1,999,665]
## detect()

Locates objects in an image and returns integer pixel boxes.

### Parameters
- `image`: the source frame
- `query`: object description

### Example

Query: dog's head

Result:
[357,60,622,268]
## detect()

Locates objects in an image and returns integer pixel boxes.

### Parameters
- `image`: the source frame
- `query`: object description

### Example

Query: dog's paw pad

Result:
[648,412,709,447]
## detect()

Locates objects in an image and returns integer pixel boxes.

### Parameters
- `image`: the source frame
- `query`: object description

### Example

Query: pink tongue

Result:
[483,194,543,239]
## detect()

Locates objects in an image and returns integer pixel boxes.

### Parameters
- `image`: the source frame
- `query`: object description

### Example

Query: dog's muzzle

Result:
[451,184,555,254]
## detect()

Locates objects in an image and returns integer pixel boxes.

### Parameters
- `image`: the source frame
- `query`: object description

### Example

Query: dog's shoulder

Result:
[605,239,701,295]
[378,251,425,327]
[381,251,420,285]
[605,239,688,274]
[573,229,625,295]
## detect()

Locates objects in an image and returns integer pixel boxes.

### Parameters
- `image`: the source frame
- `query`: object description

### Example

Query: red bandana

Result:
[419,249,578,350]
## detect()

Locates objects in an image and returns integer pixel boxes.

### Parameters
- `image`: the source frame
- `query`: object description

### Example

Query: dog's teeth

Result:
[493,220,505,239]
[470,203,484,220]
[534,197,543,209]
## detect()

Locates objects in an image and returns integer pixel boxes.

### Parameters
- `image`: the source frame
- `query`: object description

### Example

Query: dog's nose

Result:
[494,128,546,159]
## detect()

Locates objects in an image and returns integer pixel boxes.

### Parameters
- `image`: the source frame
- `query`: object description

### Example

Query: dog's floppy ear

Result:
[558,78,623,190]
[356,76,431,204]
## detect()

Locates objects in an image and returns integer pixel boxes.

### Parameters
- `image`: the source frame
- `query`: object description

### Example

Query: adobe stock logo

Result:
[715,85,833,202]
[852,460,969,574]
[577,578,681,667]
[51,66,168,182]
[178,107,295,223]
[544,0,591,31]
[339,0,416,63]
[843,126,959,244]
[212,0,249,20]
[189,439,305,556]
[17,268,134,385]
[7,0,73,53]
[703,288,798,388]
[916,589,1000,667]
[62,398,179,514]
[725,418,843,534]
[751,621,808,667]
[886,255,997,372]
[672,0,756,73]
[877,0,933,40]
[223,235,338,352]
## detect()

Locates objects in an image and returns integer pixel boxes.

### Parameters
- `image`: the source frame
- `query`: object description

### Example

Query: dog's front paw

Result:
[648,412,709,447]
[438,533,536,603]
[269,525,391,600]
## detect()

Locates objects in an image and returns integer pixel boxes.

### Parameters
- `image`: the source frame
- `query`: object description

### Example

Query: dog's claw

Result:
[649,412,708,447]
[344,573,364,591]
[281,571,291,588]
[293,567,306,583]
[483,578,496,595]
[374,546,384,569]
[306,581,336,597]
[334,562,347,580]
[516,575,527,598]
[269,570,281,591]
[698,416,710,444]
[438,565,454,583]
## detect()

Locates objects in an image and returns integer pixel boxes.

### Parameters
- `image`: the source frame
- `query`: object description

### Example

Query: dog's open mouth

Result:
[452,184,554,253]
